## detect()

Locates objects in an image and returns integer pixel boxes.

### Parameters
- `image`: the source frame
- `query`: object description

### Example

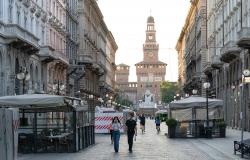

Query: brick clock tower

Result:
[135,16,167,106]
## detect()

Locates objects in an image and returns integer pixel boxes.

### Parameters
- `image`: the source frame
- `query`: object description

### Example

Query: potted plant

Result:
[217,121,226,137]
[166,118,178,138]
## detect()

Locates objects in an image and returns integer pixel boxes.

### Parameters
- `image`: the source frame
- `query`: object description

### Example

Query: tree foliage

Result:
[115,95,133,107]
[160,81,178,104]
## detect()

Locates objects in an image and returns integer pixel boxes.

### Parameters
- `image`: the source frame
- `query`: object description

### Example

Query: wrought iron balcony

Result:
[2,24,39,54]
[211,55,224,69]
[220,41,241,63]
[39,46,69,65]
[203,62,213,74]
[237,27,250,48]
[78,54,94,65]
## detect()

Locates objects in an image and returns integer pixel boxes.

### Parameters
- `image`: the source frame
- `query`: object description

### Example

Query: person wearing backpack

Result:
[125,112,137,153]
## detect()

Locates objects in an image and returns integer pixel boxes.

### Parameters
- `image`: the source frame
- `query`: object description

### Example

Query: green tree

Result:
[160,81,178,104]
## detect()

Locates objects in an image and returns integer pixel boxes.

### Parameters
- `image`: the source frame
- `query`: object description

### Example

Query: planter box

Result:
[219,128,226,138]
[168,127,176,138]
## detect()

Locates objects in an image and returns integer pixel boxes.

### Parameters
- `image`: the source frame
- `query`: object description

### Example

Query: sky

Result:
[97,0,191,82]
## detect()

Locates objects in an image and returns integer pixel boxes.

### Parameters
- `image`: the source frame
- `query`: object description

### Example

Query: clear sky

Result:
[97,0,190,82]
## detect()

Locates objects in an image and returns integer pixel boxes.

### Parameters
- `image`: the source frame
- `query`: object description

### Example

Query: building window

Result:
[30,17,33,33]
[17,11,20,25]
[41,30,45,45]
[8,5,12,23]
[36,21,39,37]
[49,29,52,44]
[24,16,27,28]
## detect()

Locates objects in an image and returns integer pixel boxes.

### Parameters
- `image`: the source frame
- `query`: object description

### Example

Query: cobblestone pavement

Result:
[18,120,250,160]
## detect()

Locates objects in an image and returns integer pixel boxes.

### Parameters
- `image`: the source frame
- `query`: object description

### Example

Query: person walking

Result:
[112,116,121,152]
[155,116,161,133]
[139,114,146,133]
[125,112,137,153]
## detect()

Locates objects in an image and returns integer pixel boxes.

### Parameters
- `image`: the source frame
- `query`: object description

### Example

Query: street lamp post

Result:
[110,96,113,108]
[231,85,236,128]
[105,94,109,107]
[203,82,211,138]
[16,67,30,126]
[192,89,198,95]
[53,80,65,95]
[241,69,250,144]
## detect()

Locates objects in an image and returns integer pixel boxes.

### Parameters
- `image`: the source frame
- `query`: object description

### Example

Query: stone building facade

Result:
[0,0,117,100]
[176,0,207,97]
[115,64,137,106]
[205,0,250,130]
[0,0,72,96]
[78,0,117,104]
[177,0,250,131]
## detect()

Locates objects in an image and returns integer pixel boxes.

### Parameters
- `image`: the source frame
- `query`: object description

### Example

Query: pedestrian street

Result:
[18,119,250,160]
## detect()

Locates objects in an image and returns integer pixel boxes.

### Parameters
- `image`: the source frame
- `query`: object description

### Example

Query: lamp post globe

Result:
[203,81,211,138]
[16,70,30,94]
[192,89,198,95]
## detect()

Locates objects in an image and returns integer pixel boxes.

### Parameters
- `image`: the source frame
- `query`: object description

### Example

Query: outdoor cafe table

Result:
[46,132,71,152]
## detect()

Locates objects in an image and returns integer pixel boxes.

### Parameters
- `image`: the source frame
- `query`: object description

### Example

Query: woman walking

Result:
[112,116,122,152]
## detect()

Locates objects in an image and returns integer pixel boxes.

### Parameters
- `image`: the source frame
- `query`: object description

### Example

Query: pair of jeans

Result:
[113,130,120,152]
[127,131,135,151]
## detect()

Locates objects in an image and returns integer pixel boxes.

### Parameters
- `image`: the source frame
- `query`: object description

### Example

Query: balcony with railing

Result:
[237,27,250,48]
[211,55,224,69]
[2,24,39,54]
[203,61,213,74]
[220,41,241,63]
[78,53,94,65]
[39,46,69,65]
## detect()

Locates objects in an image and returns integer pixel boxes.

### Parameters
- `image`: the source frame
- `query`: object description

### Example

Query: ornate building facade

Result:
[176,0,207,97]
[78,0,117,118]
[177,0,250,131]
[206,0,250,130]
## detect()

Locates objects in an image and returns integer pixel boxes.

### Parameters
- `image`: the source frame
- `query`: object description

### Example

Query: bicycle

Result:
[156,125,160,134]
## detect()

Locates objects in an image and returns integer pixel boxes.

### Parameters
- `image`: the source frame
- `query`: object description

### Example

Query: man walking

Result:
[125,112,137,153]
[139,114,146,133]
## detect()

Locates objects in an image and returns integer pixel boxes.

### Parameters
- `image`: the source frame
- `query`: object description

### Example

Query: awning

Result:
[169,96,223,109]
[0,94,87,111]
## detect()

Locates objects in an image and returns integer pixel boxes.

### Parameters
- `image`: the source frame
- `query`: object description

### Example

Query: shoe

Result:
[115,150,118,153]
[129,150,133,153]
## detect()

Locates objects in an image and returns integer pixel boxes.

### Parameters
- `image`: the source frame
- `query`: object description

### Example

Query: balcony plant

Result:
[166,118,178,138]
